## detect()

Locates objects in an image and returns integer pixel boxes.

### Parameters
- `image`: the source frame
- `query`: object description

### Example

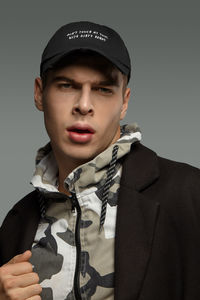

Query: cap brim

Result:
[40,46,130,80]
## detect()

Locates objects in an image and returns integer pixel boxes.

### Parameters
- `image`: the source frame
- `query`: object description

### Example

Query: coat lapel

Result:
[114,143,160,300]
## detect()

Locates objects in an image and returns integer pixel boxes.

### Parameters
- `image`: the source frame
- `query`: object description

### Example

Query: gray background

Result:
[0,0,199,225]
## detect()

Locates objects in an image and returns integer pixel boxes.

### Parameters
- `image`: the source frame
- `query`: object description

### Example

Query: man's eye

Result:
[58,83,72,88]
[95,87,113,94]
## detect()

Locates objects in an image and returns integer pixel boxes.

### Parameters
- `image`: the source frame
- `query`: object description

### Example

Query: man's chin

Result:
[53,141,107,165]
[68,153,97,165]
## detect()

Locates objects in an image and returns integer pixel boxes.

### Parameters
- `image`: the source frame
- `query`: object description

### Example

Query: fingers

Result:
[4,283,42,300]
[0,251,42,300]
[7,250,32,265]
[1,251,33,277]
[1,261,33,277]
[2,272,39,289]
[17,272,40,288]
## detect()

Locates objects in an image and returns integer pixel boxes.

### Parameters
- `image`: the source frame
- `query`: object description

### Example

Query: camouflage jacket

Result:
[29,124,141,300]
[1,141,200,300]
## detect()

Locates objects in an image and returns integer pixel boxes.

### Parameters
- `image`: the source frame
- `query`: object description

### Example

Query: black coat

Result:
[1,143,200,300]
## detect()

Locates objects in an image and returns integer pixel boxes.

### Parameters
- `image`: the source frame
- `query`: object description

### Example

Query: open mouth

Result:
[69,128,93,134]
[67,125,95,143]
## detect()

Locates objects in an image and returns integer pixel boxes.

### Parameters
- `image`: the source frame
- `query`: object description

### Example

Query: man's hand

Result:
[0,250,42,300]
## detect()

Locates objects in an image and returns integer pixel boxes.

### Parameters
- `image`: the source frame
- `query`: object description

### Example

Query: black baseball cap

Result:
[40,21,131,81]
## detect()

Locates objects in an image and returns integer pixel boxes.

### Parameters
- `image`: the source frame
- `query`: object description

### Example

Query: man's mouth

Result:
[67,125,95,143]
[69,128,93,134]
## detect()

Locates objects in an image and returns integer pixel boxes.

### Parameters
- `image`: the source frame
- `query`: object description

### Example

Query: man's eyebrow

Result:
[96,79,120,87]
[50,76,75,84]
[50,76,120,87]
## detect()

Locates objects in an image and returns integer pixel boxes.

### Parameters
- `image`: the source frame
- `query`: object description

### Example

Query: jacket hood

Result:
[32,123,142,229]
[31,123,142,195]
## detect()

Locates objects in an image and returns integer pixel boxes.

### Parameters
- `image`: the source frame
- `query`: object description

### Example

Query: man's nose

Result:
[72,87,94,115]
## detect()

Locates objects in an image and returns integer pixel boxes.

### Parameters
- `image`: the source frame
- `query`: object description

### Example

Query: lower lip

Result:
[67,131,94,143]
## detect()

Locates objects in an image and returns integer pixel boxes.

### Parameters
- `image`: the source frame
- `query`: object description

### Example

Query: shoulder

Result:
[156,150,200,192]
[10,190,39,212]
[122,142,200,227]
[127,141,200,180]
[157,150,200,175]
[127,142,200,211]
[122,141,200,199]
[0,190,40,266]
[0,190,40,232]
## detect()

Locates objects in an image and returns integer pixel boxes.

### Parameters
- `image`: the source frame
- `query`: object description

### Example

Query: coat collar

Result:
[114,142,160,299]
[120,141,160,191]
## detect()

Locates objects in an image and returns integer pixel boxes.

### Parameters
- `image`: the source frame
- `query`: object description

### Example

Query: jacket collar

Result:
[114,142,160,299]
[120,141,159,191]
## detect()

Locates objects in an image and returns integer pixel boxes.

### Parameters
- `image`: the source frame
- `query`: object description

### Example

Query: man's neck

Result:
[52,148,86,196]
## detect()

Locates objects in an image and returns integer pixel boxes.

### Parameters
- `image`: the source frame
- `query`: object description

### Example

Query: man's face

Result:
[34,55,130,166]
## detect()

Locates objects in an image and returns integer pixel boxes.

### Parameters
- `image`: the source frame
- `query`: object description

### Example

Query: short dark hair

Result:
[41,50,128,95]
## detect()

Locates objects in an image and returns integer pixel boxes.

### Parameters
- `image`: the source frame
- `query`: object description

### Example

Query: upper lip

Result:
[67,123,95,133]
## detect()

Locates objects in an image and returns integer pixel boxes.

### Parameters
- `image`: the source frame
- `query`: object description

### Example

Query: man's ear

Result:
[120,87,130,120]
[34,77,44,111]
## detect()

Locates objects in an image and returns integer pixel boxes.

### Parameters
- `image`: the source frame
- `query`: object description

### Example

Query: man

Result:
[0,21,200,300]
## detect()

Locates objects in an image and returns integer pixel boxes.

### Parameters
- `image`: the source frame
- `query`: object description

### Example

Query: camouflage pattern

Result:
[30,124,142,299]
